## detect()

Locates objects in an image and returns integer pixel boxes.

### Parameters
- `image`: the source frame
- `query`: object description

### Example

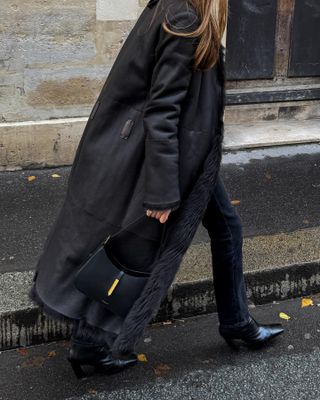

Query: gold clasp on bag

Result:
[107,271,124,297]
[107,278,120,296]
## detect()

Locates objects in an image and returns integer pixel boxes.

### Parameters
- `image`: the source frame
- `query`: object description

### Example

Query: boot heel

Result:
[68,358,87,380]
[223,337,239,350]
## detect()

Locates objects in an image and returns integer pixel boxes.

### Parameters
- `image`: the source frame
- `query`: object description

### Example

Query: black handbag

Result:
[74,214,166,318]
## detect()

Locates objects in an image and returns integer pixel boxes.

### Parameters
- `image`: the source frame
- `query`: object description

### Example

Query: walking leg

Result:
[202,174,251,328]
[71,319,117,349]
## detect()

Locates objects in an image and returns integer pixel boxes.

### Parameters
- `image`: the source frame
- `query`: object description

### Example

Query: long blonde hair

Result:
[162,0,228,71]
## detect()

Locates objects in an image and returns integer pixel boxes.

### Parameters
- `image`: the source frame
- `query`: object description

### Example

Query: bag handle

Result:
[102,214,147,245]
[102,212,167,247]
[102,213,167,272]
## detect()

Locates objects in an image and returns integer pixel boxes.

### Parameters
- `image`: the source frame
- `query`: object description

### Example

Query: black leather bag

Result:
[74,214,165,318]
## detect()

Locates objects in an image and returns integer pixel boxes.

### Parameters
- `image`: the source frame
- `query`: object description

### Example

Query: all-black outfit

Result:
[30,0,255,354]
[72,173,251,347]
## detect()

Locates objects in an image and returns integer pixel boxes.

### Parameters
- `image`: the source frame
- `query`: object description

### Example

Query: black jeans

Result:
[72,174,251,347]
[202,174,251,328]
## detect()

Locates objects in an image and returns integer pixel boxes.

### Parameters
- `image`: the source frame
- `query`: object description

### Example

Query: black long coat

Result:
[30,0,226,354]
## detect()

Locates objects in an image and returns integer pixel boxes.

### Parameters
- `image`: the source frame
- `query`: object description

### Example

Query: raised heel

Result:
[223,337,239,350]
[68,358,87,380]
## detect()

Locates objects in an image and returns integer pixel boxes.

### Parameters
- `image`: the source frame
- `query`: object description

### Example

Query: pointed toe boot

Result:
[219,315,284,350]
[67,342,138,379]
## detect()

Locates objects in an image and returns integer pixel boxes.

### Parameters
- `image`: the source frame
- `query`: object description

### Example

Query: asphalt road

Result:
[0,294,319,400]
[0,143,319,273]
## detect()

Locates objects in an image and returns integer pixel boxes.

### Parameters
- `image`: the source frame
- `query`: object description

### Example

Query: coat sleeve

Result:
[142,8,200,212]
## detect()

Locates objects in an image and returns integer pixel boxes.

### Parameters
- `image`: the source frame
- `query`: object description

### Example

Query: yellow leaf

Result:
[47,350,56,358]
[301,298,314,308]
[279,312,291,320]
[137,353,148,362]
[231,200,241,206]
[27,176,36,182]
[51,173,61,178]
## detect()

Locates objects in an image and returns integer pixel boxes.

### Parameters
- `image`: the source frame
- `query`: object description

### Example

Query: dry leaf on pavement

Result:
[301,298,314,308]
[265,173,272,180]
[279,312,291,320]
[21,356,46,368]
[17,348,29,356]
[137,353,148,362]
[153,363,171,377]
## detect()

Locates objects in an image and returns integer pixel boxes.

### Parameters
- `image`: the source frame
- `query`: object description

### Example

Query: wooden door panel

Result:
[288,0,320,77]
[226,0,278,80]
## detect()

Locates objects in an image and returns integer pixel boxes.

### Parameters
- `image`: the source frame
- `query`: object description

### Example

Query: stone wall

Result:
[0,0,155,169]
[0,0,148,124]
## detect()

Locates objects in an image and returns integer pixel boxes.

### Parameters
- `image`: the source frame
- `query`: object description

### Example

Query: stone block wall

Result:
[0,0,149,124]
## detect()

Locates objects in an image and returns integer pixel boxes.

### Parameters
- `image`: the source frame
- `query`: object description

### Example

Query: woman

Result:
[30,0,284,379]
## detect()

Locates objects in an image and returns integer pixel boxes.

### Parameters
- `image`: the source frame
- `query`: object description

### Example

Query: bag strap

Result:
[102,214,146,245]
[102,213,167,247]
[102,213,167,272]
[104,217,167,275]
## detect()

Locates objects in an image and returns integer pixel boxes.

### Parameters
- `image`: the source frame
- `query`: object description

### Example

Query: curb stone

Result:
[0,260,319,351]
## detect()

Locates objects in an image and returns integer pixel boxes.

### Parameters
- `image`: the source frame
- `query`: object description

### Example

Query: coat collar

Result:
[147,0,159,8]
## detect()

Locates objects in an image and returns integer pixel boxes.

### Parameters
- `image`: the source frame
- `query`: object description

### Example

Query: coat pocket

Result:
[120,118,135,140]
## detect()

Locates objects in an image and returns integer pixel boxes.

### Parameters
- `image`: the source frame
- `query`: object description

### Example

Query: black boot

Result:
[67,341,137,379]
[68,320,137,379]
[219,315,284,349]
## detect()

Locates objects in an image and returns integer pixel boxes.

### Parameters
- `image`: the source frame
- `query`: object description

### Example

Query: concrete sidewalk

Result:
[0,294,320,400]
[0,143,319,350]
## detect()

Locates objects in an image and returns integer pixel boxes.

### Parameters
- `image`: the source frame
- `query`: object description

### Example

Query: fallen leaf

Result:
[17,348,29,356]
[137,353,148,362]
[47,350,56,358]
[21,356,46,368]
[265,173,272,180]
[153,363,171,377]
[27,176,36,182]
[303,219,310,225]
[279,312,291,320]
[231,199,241,206]
[88,389,98,395]
[51,173,61,178]
[301,298,314,308]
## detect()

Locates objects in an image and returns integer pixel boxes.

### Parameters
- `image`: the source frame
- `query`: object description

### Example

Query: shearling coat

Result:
[30,0,226,354]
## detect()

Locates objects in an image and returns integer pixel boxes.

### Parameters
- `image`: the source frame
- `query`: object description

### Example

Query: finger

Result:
[159,213,167,223]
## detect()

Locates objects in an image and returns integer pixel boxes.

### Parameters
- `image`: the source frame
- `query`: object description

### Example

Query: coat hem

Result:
[29,281,79,326]
[29,282,138,351]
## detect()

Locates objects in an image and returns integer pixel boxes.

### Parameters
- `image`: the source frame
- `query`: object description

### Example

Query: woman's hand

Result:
[146,209,171,223]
